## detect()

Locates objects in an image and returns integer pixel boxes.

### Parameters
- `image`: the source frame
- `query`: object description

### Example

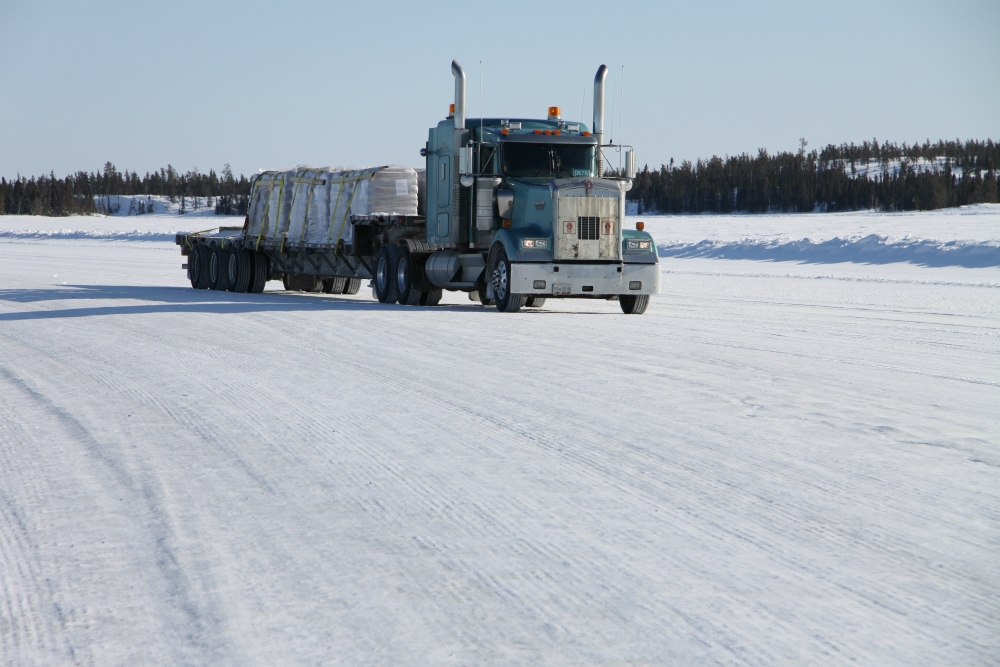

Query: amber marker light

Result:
[502,219,511,228]
[582,131,591,136]
[544,130,552,135]
[636,222,645,231]
[554,130,561,135]
[501,128,509,135]
[534,129,542,135]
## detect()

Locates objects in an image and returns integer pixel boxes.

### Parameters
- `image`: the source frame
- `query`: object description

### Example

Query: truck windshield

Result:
[502,143,595,178]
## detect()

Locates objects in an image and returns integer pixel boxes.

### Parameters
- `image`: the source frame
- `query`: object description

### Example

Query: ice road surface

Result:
[0,208,998,666]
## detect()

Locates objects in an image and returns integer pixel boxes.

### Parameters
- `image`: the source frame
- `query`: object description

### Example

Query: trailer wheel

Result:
[208,245,230,291]
[228,248,251,293]
[420,289,443,306]
[491,248,525,313]
[374,244,400,304]
[248,250,269,293]
[323,277,347,294]
[525,297,546,308]
[189,246,209,289]
[396,249,422,306]
[342,278,361,295]
[619,294,650,314]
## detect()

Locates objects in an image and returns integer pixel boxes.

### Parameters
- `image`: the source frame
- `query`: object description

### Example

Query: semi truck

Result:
[176,62,660,314]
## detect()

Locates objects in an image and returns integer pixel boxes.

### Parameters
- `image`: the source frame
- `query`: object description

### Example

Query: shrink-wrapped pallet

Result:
[247,165,418,247]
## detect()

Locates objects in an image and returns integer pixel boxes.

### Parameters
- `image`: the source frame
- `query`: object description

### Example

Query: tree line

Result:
[622,139,999,214]
[1,162,251,216]
[4,139,998,217]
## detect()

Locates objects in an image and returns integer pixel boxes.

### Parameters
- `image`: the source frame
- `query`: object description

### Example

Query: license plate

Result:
[552,283,572,295]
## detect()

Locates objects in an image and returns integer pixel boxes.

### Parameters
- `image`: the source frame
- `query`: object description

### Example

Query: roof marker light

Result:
[534,129,542,135]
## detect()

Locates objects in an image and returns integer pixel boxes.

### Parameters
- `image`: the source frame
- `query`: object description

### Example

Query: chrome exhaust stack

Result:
[593,64,608,177]
[451,60,466,130]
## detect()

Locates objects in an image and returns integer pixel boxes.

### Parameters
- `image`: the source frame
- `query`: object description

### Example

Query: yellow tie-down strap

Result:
[327,168,381,252]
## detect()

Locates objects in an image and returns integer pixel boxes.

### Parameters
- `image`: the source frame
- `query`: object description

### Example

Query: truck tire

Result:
[525,297,546,308]
[227,247,251,293]
[374,244,400,304]
[491,247,525,313]
[396,248,422,306]
[208,245,230,291]
[323,277,347,294]
[342,278,361,295]
[420,289,443,306]
[619,294,650,314]
[248,250,269,293]
[189,246,210,289]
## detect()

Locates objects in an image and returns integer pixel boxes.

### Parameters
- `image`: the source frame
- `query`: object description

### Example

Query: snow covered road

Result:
[1,215,998,665]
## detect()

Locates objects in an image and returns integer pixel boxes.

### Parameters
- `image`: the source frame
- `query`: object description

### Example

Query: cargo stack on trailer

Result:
[176,62,660,314]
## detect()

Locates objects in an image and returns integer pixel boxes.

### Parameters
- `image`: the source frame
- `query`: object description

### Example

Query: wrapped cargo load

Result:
[247,165,418,247]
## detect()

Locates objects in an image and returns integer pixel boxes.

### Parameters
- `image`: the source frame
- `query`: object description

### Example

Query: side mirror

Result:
[496,189,514,219]
[625,149,636,179]
[459,146,473,174]
[459,146,474,187]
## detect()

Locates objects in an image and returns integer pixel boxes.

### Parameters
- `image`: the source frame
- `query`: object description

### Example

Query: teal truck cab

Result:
[405,61,659,313]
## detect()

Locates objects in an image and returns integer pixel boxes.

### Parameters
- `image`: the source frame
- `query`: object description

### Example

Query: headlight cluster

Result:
[521,238,548,249]
[627,239,652,250]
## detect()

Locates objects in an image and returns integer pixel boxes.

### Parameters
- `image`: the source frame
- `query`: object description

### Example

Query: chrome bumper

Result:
[507,262,660,296]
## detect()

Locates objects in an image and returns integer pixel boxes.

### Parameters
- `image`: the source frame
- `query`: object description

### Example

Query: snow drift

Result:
[657,234,1000,268]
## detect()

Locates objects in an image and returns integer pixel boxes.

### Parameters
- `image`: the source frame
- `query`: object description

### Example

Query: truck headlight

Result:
[521,238,548,249]
[627,240,651,250]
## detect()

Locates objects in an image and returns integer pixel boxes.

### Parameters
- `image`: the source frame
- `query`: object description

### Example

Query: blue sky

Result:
[1,0,997,180]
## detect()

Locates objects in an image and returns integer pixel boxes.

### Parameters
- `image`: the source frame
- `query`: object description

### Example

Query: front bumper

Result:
[508,262,660,297]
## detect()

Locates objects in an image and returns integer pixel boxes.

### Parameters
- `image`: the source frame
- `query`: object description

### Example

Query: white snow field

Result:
[1,207,998,666]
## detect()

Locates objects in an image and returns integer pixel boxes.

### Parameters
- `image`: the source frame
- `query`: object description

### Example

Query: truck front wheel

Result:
[491,248,525,313]
[619,294,650,314]
[374,244,400,304]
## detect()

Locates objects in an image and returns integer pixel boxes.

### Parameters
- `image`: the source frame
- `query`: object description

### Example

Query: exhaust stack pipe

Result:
[593,64,608,177]
[451,60,466,130]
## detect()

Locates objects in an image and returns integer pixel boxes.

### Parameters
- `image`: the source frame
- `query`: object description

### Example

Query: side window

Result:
[438,156,451,208]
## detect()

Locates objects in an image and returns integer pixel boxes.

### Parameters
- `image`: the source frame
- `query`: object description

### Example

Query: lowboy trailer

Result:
[176,62,659,314]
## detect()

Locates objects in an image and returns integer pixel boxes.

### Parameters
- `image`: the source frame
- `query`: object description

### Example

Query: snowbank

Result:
[657,234,1000,268]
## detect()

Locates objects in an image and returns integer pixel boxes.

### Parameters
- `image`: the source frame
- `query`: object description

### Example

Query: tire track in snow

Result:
[0,355,235,666]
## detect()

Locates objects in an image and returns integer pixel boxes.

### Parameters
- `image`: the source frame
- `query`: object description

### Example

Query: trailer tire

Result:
[189,246,210,289]
[209,245,230,291]
[396,249,422,306]
[323,277,347,294]
[228,247,251,293]
[248,250,269,293]
[420,289,443,306]
[342,278,361,295]
[374,244,400,304]
[525,297,546,308]
[491,247,525,313]
[619,294,649,314]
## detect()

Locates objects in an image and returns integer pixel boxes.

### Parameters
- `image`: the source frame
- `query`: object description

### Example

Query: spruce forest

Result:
[0,163,251,217]
[2,139,997,217]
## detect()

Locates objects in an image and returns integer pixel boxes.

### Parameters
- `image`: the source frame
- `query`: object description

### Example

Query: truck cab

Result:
[417,62,659,314]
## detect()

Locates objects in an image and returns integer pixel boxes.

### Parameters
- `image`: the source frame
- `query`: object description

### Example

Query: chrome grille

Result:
[577,216,599,240]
